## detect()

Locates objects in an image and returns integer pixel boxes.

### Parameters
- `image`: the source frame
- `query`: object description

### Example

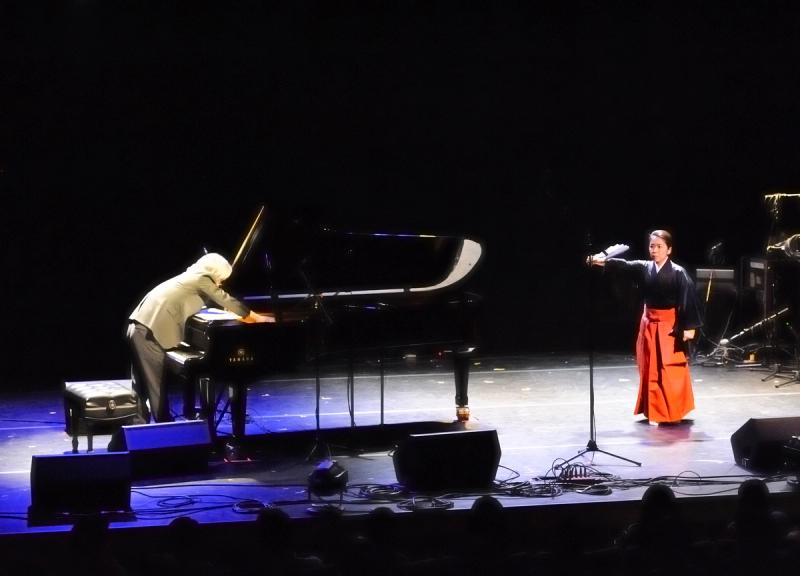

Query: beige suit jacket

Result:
[129,271,250,349]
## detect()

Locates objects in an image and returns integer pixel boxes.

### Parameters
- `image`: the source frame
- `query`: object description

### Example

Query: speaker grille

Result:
[29,452,131,519]
[108,420,212,478]
[731,416,800,471]
[392,429,501,492]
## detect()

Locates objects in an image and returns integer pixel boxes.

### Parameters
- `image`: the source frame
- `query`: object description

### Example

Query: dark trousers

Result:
[127,322,171,422]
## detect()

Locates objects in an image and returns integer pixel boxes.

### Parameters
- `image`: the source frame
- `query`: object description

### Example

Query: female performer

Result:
[589,230,702,424]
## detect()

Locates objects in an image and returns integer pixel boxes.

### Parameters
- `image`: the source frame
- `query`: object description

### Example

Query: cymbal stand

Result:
[769,323,800,388]
[725,306,797,378]
[699,305,791,370]
[700,308,789,368]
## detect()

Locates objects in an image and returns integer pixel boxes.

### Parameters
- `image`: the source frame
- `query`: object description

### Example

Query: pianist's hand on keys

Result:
[241,311,276,323]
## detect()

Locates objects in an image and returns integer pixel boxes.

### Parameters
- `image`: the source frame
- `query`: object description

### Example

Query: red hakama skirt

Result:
[634,307,695,423]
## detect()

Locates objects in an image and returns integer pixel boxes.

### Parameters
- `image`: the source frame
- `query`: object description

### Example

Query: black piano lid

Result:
[223,215,484,304]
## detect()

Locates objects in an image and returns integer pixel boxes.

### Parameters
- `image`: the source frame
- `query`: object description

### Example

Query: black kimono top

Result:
[606,258,703,333]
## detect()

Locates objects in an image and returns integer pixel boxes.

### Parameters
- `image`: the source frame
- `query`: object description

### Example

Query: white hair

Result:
[186,253,233,284]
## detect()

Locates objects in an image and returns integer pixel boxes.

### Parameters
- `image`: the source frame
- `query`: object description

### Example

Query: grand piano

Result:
[167,207,485,440]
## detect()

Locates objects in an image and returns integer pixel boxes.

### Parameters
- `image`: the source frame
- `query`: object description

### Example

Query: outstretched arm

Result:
[586,244,629,267]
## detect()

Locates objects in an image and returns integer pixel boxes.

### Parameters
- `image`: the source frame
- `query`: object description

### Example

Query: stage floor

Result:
[2,351,800,538]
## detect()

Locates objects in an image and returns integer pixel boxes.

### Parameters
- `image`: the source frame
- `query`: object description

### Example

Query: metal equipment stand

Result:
[701,307,789,368]
[559,234,641,469]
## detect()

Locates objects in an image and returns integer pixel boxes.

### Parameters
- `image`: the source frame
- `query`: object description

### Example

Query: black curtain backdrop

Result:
[2,1,799,388]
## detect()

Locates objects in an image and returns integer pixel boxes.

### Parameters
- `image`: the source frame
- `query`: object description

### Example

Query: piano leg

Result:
[454,351,470,421]
[229,380,247,438]
[198,377,216,439]
[183,377,196,420]
[348,355,355,428]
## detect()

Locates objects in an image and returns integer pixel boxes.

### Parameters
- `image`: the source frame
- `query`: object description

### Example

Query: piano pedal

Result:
[456,406,470,422]
[224,442,253,463]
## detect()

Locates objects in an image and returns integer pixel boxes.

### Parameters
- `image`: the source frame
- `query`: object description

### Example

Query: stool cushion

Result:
[64,380,140,435]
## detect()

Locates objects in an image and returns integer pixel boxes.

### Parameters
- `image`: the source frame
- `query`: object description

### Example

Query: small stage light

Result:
[307,460,348,513]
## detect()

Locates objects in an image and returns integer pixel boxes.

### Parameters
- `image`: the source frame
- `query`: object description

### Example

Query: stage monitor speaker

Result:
[29,452,131,520]
[392,429,501,492]
[108,420,212,478]
[730,416,800,471]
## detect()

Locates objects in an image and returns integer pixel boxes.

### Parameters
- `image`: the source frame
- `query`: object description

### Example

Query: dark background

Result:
[2,1,799,389]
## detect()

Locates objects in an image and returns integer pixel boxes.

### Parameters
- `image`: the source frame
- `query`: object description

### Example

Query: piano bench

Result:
[63,380,141,453]
[166,348,213,425]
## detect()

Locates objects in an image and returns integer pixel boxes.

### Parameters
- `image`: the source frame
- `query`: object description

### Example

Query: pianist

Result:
[127,252,274,423]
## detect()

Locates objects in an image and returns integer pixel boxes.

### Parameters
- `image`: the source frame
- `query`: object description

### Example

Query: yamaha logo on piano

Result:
[228,348,255,365]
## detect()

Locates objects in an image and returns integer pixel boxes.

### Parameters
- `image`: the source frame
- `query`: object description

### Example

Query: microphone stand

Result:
[299,265,364,463]
[298,264,335,463]
[559,233,641,469]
